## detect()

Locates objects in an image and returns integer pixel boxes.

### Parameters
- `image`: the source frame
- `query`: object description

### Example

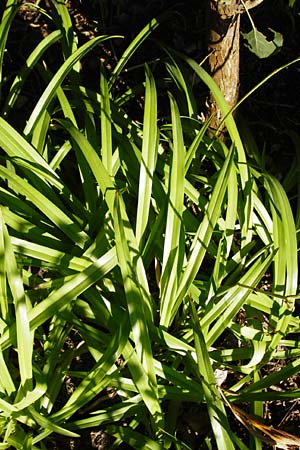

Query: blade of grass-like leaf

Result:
[8,377,46,412]
[237,115,262,166]
[158,428,193,450]
[172,147,234,325]
[0,210,32,389]
[160,93,185,327]
[30,108,51,155]
[29,247,116,328]
[205,249,274,347]
[0,166,89,248]
[27,406,79,438]
[106,424,163,450]
[0,0,18,101]
[250,371,263,450]
[59,119,154,319]
[108,18,159,89]
[74,149,99,214]
[2,30,62,117]
[74,98,101,215]
[179,54,249,189]
[8,157,81,216]
[122,342,164,430]
[0,207,8,322]
[1,198,68,246]
[83,105,99,148]
[36,61,78,126]
[190,300,235,450]
[252,192,273,245]
[71,401,142,430]
[28,63,78,155]
[242,357,300,394]
[57,119,115,211]
[0,120,86,222]
[185,121,210,174]
[8,435,43,450]
[114,193,163,427]
[153,356,204,400]
[232,56,300,124]
[49,140,72,170]
[164,53,197,118]
[235,389,300,402]
[24,35,121,138]
[0,117,57,174]
[206,155,238,307]
[39,315,81,414]
[241,340,268,371]
[11,236,90,273]
[135,64,158,248]
[0,133,87,233]
[6,156,65,198]
[264,175,298,295]
[263,174,298,356]
[0,398,18,415]
[100,62,113,176]
[224,149,238,258]
[142,203,166,268]
[239,168,254,263]
[7,435,28,450]
[205,236,227,311]
[50,317,129,423]
[50,0,77,60]
[114,193,152,361]
[9,154,90,226]
[0,247,117,351]
[0,349,15,395]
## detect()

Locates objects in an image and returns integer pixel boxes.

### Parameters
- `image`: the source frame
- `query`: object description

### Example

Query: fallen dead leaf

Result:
[222,391,300,449]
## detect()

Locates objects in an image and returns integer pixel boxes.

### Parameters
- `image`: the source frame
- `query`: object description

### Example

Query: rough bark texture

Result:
[207,0,264,134]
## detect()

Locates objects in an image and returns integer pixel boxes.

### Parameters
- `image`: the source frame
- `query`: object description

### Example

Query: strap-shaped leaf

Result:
[160,94,185,327]
[135,65,158,248]
[172,147,234,324]
[24,35,120,138]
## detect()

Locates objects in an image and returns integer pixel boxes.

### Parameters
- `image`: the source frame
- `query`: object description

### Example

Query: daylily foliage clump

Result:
[0,1,300,449]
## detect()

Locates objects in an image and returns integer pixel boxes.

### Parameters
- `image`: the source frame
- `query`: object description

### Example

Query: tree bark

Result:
[206,0,264,134]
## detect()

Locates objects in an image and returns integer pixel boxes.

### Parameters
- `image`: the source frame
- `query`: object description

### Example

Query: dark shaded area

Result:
[240,0,300,169]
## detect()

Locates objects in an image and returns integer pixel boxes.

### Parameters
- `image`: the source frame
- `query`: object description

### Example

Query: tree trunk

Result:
[206,0,264,134]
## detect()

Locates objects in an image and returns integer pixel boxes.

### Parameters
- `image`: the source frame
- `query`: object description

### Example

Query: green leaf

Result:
[190,300,235,450]
[172,147,234,324]
[159,93,185,327]
[24,35,120,138]
[106,424,163,450]
[0,165,89,248]
[2,30,62,117]
[114,193,163,427]
[0,248,117,351]
[135,64,158,248]
[50,324,128,423]
[242,28,283,59]
[0,210,32,389]
[0,0,18,100]
[100,63,113,176]
[108,18,160,89]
